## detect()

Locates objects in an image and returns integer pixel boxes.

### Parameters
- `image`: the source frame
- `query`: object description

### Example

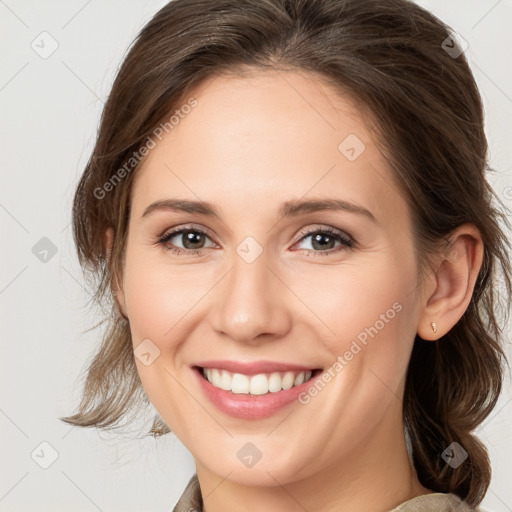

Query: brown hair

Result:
[61,0,511,506]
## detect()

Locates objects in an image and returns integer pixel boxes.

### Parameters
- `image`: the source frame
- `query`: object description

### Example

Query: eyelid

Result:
[292,224,353,245]
[158,223,218,243]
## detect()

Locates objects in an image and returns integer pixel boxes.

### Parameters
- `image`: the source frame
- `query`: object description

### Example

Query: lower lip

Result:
[192,367,322,420]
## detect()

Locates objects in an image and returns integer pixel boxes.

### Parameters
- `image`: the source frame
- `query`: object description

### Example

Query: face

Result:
[116,68,426,487]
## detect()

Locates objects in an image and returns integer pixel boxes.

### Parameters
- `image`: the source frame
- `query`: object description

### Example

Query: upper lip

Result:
[193,360,322,375]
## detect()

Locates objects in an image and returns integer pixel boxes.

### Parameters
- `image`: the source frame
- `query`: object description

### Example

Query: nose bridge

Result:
[210,241,291,343]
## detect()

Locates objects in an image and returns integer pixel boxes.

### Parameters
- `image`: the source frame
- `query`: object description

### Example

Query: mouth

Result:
[190,361,325,420]
[193,365,323,396]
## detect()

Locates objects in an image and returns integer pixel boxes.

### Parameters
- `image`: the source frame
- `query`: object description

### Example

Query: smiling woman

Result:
[61,1,511,511]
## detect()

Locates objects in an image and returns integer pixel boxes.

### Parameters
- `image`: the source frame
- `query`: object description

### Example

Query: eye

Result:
[292,226,354,256]
[158,226,217,255]
[156,224,354,257]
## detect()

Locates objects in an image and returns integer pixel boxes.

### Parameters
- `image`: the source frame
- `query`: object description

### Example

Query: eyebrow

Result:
[141,198,376,223]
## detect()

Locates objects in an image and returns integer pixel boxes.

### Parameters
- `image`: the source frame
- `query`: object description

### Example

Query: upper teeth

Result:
[202,368,313,395]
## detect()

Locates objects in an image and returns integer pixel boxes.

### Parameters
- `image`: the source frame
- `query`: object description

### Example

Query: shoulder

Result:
[171,474,202,512]
[171,477,481,512]
[390,492,480,511]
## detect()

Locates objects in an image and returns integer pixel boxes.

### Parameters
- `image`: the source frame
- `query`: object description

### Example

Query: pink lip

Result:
[191,365,323,420]
[193,359,320,375]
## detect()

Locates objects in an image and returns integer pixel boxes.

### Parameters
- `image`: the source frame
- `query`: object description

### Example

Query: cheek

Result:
[122,250,207,348]
[290,252,419,396]
[122,251,209,430]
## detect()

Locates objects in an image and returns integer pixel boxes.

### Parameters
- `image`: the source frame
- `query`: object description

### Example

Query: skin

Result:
[106,68,484,512]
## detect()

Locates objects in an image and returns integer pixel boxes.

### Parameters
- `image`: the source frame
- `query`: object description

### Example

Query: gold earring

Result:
[431,322,437,333]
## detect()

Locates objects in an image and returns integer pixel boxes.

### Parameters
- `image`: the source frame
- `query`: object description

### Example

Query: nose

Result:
[209,247,293,345]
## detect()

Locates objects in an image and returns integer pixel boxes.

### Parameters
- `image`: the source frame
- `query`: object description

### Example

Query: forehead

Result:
[130,68,405,224]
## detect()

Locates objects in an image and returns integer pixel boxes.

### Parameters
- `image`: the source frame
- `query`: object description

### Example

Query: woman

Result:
[61,0,511,511]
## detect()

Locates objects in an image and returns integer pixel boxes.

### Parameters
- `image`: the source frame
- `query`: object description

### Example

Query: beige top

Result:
[172,474,480,511]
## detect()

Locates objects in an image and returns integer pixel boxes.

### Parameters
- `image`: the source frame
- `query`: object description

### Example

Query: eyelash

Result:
[156,224,354,257]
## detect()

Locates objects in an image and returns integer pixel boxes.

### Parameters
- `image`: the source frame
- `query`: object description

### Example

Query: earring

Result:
[431,322,437,333]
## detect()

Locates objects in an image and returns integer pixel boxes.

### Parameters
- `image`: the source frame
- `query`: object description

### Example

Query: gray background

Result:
[1,1,511,511]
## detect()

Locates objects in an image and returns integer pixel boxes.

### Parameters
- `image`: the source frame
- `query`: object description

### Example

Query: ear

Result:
[417,224,484,340]
[103,227,128,320]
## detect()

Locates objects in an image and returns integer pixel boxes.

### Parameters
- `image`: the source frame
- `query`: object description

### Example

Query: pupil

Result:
[183,231,204,249]
[312,233,334,250]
